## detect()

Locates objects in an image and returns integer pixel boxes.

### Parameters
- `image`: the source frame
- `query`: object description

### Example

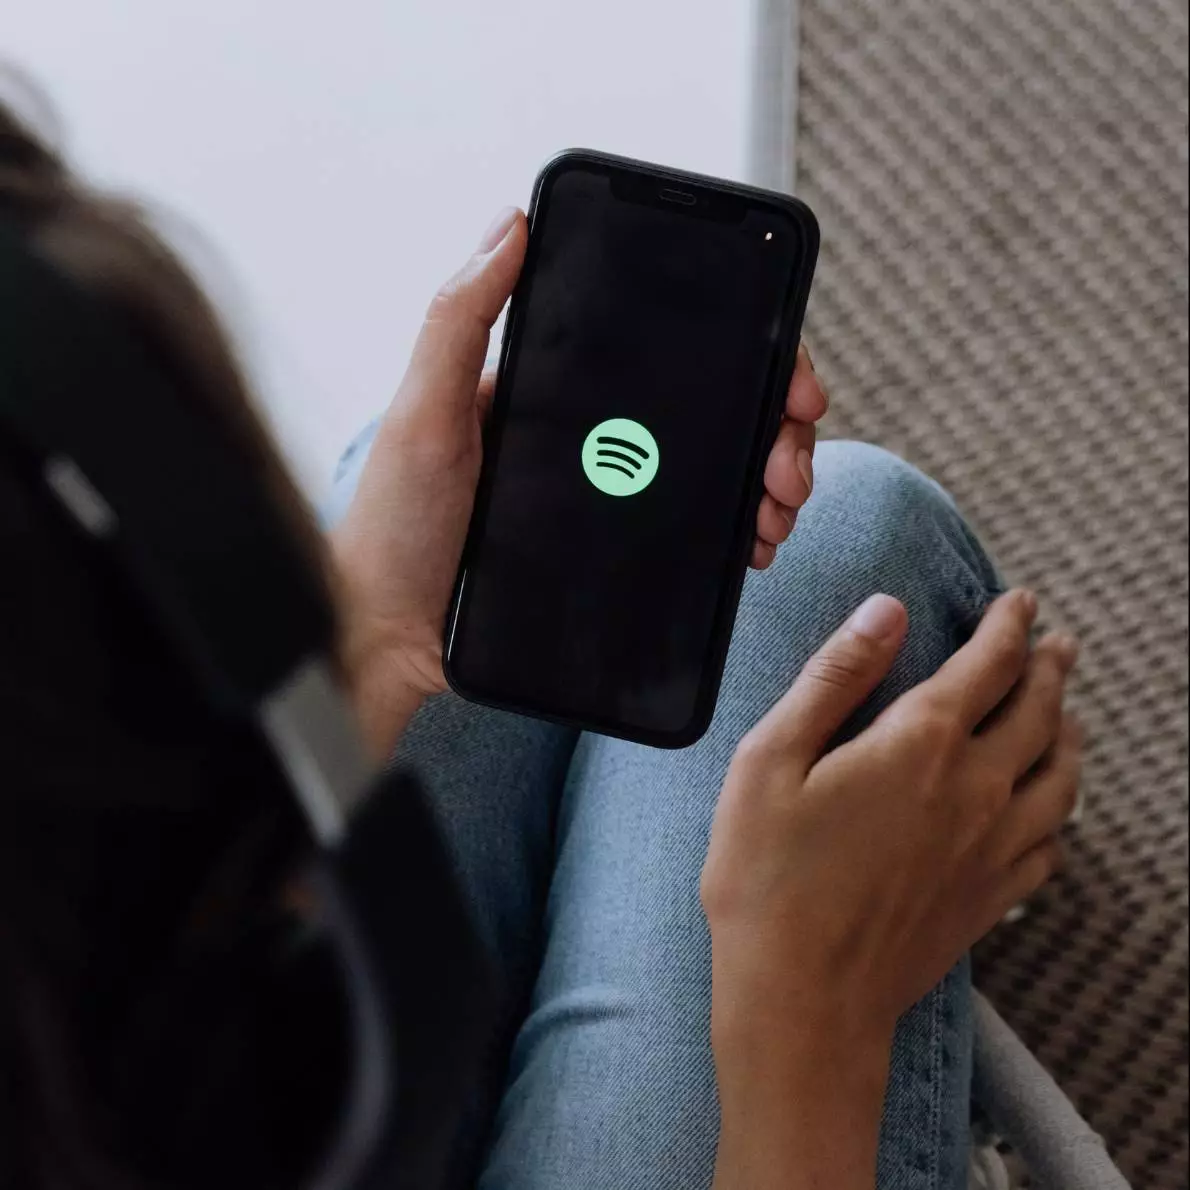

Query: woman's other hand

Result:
[704,590,1082,1189]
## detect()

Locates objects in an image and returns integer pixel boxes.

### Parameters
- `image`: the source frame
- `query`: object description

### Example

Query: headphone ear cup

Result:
[110,896,354,1190]
[102,766,487,1190]
[324,767,494,1190]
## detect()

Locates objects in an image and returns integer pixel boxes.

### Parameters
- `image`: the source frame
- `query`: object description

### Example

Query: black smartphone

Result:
[444,150,819,747]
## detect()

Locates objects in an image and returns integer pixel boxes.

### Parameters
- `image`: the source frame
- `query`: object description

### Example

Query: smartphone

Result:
[444,150,819,747]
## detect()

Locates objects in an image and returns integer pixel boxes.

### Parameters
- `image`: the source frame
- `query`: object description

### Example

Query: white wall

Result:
[4,1,754,498]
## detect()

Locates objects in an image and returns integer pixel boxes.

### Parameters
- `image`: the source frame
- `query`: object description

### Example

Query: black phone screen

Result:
[446,157,814,744]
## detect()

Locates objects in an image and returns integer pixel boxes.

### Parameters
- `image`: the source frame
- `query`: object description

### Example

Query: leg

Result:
[387,695,579,1187]
[477,441,1002,1190]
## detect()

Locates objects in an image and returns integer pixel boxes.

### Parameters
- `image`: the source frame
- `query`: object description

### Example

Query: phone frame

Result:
[443,149,820,748]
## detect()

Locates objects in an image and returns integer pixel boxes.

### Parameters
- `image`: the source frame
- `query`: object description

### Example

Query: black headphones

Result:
[0,225,492,1190]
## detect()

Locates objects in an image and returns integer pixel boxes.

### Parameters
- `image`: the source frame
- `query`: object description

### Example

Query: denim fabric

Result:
[329,437,1004,1189]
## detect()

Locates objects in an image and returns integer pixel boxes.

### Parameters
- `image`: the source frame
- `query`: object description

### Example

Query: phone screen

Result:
[446,157,813,743]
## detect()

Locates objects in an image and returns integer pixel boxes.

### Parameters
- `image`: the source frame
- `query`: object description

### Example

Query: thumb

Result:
[760,594,908,769]
[397,207,527,420]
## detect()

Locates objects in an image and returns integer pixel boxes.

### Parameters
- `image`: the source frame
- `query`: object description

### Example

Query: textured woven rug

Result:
[753,0,1189,1185]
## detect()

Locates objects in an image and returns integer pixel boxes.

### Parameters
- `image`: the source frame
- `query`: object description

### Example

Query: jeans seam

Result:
[927,980,944,1190]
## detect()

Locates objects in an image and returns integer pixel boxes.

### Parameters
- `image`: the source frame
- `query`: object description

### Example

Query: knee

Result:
[813,440,954,524]
[730,440,1002,736]
[775,439,1001,613]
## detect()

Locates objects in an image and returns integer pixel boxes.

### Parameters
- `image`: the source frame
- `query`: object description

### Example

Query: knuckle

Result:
[427,265,483,324]
[978,768,1012,816]
[1038,657,1068,712]
[804,647,869,692]
[428,274,465,315]
[699,849,748,922]
[1011,657,1066,744]
[990,629,1028,680]
[732,727,773,772]
[966,769,1010,835]
[911,697,965,750]
[887,706,963,793]
[699,866,725,916]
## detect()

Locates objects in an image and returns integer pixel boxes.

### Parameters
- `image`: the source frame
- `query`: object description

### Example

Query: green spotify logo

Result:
[581,418,660,497]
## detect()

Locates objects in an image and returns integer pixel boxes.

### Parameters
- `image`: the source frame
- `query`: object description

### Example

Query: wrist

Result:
[714,1009,893,1116]
[712,1002,893,1190]
[344,644,426,760]
[330,534,435,759]
[710,967,898,1075]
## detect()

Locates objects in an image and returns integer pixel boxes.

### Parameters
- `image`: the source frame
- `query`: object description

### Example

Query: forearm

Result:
[712,1021,891,1190]
[329,530,430,761]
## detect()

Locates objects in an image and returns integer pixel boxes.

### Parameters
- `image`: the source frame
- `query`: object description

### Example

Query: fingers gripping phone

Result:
[445,151,819,747]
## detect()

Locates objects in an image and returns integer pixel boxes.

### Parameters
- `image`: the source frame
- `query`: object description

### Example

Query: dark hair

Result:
[0,95,344,1188]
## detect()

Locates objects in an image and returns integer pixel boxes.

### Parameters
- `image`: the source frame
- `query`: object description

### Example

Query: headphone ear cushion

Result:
[110,893,353,1190]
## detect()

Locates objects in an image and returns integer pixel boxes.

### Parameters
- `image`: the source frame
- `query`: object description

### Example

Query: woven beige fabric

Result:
[790,2,1189,1185]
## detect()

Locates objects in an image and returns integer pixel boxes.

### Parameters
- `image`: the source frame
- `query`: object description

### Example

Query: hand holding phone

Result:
[446,152,820,746]
[332,184,823,757]
[331,208,530,756]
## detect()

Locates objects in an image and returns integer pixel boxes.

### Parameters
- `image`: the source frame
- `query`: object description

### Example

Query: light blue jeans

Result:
[328,436,1003,1190]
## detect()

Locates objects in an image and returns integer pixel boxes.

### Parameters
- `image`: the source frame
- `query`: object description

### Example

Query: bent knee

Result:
[813,440,955,516]
[778,439,999,600]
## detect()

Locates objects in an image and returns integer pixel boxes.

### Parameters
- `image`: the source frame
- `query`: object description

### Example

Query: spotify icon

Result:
[581,418,660,497]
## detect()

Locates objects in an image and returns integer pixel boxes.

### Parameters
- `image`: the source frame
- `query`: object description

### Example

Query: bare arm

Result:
[702,590,1082,1188]
[712,1026,890,1190]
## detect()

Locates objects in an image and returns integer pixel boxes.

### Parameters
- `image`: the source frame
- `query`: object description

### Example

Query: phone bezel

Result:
[443,149,820,748]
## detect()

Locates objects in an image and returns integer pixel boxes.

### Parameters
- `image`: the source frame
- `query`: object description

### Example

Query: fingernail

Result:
[478,207,518,253]
[1019,589,1039,620]
[796,449,814,497]
[847,593,905,642]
